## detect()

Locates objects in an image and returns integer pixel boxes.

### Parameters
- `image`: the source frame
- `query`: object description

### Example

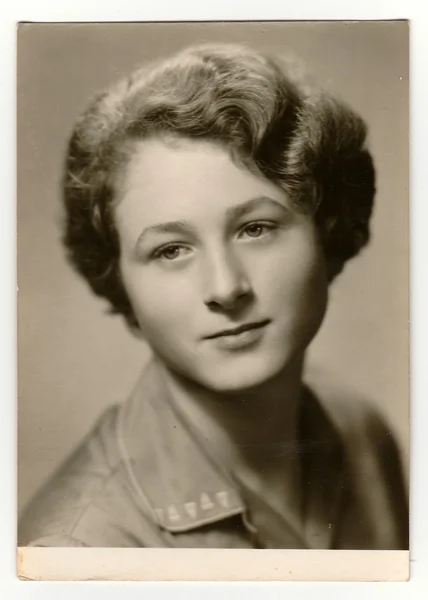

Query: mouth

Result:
[204,319,271,340]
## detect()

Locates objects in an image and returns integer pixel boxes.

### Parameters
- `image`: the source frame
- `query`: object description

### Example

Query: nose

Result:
[202,248,252,312]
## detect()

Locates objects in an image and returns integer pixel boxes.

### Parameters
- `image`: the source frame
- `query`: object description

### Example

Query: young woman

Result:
[18,43,408,549]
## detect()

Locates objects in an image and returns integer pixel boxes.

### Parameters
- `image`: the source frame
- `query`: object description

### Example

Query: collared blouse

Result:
[18,360,409,549]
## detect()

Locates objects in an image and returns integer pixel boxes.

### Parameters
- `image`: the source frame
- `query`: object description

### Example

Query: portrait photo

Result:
[17,20,409,579]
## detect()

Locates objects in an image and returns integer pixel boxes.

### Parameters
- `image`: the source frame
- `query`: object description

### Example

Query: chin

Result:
[193,351,294,395]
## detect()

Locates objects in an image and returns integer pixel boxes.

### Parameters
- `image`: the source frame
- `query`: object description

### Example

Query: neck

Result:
[157,356,305,474]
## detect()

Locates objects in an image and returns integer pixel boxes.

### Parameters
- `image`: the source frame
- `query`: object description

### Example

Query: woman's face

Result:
[115,137,328,392]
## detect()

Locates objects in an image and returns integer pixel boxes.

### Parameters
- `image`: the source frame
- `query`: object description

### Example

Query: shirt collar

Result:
[117,359,346,545]
[118,359,245,532]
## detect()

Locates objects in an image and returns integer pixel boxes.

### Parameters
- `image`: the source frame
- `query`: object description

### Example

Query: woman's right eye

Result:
[152,244,190,261]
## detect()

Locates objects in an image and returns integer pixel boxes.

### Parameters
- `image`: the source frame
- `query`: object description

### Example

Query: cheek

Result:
[119,264,195,332]
[255,230,328,316]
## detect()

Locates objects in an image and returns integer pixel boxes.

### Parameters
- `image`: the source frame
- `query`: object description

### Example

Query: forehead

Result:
[115,137,289,227]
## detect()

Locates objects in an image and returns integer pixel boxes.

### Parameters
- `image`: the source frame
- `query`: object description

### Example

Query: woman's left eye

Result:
[240,222,275,239]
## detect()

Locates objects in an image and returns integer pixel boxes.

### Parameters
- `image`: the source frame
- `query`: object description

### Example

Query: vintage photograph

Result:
[17,21,409,558]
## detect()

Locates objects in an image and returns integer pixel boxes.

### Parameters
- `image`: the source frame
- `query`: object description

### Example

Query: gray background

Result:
[17,21,409,512]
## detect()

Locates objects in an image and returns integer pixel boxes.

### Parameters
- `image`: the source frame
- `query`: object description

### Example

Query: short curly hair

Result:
[63,43,376,330]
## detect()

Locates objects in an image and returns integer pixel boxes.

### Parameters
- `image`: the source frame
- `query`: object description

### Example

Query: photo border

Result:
[2,0,427,598]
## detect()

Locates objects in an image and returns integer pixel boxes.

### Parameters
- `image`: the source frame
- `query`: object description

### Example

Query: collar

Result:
[117,360,245,533]
[117,359,346,547]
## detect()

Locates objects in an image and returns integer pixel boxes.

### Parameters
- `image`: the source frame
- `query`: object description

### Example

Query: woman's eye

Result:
[153,245,188,261]
[241,222,275,239]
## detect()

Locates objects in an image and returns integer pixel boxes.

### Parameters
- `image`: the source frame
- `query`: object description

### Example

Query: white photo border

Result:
[3,1,427,598]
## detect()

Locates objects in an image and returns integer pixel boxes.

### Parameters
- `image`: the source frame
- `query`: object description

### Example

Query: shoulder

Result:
[18,404,123,547]
[303,366,408,499]
[304,371,409,549]
[304,369,402,455]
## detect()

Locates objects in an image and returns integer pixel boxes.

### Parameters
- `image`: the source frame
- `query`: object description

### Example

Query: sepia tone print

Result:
[17,21,409,568]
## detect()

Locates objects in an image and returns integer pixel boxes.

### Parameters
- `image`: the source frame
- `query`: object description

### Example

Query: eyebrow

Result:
[135,220,196,247]
[135,196,289,247]
[225,195,289,220]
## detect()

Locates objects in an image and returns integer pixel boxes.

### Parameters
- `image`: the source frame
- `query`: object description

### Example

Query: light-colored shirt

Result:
[18,360,408,549]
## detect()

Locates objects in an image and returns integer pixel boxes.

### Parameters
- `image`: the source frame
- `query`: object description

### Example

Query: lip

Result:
[206,320,270,351]
[204,319,271,340]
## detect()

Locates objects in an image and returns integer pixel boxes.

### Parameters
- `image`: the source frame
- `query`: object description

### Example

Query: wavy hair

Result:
[63,43,376,329]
